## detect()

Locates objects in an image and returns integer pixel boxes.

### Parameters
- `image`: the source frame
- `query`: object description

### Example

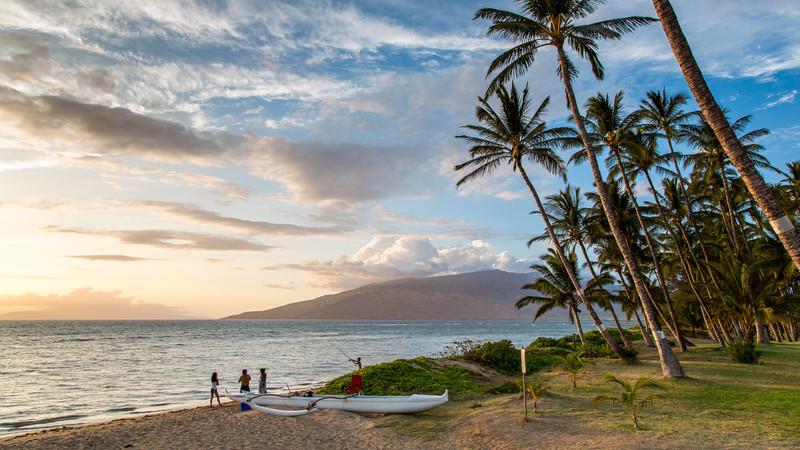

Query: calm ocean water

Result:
[0,320,579,436]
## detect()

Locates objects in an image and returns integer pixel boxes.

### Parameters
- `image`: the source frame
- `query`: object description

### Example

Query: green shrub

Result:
[528,337,563,349]
[465,339,521,375]
[316,357,486,395]
[728,338,760,364]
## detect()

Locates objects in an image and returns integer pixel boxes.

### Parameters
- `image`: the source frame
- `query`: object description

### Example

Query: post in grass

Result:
[521,347,527,422]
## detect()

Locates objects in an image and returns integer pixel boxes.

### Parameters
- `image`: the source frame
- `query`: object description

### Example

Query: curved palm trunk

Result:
[517,164,626,358]
[556,46,685,377]
[652,0,800,271]
[610,146,686,351]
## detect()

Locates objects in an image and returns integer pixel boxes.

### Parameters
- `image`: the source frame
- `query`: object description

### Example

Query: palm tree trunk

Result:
[632,309,649,343]
[610,147,686,352]
[617,268,653,347]
[516,163,626,358]
[608,305,632,348]
[556,46,684,377]
[651,0,800,270]
[575,238,631,349]
[718,165,740,250]
[645,171,718,345]
[755,318,768,344]
[570,303,587,345]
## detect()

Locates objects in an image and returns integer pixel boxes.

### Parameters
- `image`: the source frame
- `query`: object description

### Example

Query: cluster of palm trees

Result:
[454,0,800,378]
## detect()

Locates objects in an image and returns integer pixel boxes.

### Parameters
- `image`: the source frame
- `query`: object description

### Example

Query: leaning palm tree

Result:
[650,0,800,270]
[593,374,666,431]
[584,91,686,352]
[454,83,626,358]
[476,0,685,376]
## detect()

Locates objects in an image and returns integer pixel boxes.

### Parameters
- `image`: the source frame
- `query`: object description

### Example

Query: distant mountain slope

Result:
[223,270,553,320]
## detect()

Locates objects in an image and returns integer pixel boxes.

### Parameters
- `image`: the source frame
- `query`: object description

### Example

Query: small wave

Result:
[2,414,87,429]
[106,406,137,413]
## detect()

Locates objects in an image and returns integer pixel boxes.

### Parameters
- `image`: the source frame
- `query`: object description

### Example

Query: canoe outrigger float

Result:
[227,390,449,416]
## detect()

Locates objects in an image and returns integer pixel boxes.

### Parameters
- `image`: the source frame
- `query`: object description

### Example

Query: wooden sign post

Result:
[521,347,527,422]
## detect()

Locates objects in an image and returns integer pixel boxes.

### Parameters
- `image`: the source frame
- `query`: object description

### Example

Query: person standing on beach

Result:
[210,372,221,406]
[258,368,268,394]
[238,369,251,393]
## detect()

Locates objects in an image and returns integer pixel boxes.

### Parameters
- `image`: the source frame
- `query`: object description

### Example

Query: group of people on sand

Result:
[209,368,268,406]
[209,357,363,406]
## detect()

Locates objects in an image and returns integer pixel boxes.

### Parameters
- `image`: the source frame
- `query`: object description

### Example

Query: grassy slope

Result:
[365,342,800,449]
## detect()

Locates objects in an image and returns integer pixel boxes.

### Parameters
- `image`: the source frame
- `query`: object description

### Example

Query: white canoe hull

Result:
[228,390,448,414]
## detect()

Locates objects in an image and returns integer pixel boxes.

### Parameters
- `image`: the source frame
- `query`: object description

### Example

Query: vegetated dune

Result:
[223,270,549,320]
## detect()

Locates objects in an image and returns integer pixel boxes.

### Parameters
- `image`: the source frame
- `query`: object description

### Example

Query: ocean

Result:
[0,319,580,437]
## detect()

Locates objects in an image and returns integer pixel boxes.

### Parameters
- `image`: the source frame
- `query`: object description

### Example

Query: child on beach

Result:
[238,369,251,393]
[210,372,221,406]
[258,368,268,394]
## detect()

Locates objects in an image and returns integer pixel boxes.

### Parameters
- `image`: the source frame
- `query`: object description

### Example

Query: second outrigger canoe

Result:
[227,390,448,415]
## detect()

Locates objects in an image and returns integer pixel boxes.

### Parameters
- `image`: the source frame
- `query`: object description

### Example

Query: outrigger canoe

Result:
[227,390,448,416]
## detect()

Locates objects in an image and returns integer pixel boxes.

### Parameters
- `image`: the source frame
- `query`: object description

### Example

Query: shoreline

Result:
[0,399,217,442]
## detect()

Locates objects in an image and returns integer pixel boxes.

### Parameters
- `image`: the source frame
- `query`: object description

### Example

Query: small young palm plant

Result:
[593,374,666,431]
[527,381,549,413]
[554,351,584,388]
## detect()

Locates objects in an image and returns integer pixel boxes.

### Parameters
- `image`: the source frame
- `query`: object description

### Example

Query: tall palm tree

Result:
[583,92,687,352]
[516,249,589,345]
[476,0,685,376]
[454,83,626,358]
[650,0,800,270]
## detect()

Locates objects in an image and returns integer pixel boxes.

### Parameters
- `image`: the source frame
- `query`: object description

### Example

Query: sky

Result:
[0,0,798,319]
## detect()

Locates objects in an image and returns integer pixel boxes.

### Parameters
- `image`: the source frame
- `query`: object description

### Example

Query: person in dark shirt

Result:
[238,369,251,393]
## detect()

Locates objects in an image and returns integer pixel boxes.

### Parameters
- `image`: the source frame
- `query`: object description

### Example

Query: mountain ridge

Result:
[222,269,557,320]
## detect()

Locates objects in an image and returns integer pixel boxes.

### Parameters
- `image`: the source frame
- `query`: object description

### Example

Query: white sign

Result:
[521,348,526,373]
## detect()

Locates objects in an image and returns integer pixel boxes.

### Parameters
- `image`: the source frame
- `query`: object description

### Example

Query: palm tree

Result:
[593,374,666,431]
[584,92,686,352]
[526,381,549,413]
[554,350,584,388]
[684,113,772,251]
[454,83,626,358]
[476,0,685,377]
[637,88,694,191]
[649,0,800,270]
[516,249,588,345]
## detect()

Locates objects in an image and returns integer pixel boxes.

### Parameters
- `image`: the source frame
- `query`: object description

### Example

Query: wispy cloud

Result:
[67,254,161,262]
[139,200,352,236]
[46,226,275,252]
[757,89,797,111]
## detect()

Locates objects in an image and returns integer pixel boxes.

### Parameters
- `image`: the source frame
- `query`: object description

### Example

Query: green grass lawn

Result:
[343,341,800,448]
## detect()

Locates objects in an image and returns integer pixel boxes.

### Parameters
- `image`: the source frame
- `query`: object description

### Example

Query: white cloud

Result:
[757,90,797,111]
[264,235,528,289]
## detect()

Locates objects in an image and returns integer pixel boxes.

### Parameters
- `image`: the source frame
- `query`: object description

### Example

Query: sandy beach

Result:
[0,402,418,450]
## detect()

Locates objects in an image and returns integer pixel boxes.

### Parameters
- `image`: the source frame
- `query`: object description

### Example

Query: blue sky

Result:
[0,0,798,318]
